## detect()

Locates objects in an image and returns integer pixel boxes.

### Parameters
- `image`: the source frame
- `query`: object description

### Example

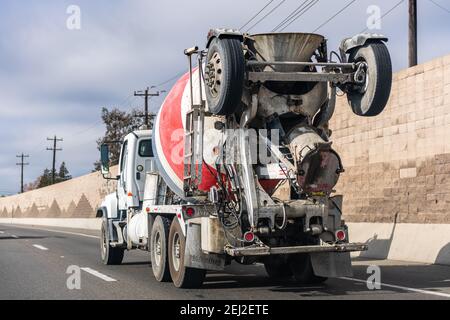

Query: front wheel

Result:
[168,219,206,288]
[346,41,392,117]
[101,220,124,265]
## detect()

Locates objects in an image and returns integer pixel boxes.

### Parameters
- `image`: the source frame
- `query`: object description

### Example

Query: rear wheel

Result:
[288,253,328,284]
[205,37,245,115]
[347,41,392,117]
[101,220,124,265]
[150,215,171,282]
[168,218,206,288]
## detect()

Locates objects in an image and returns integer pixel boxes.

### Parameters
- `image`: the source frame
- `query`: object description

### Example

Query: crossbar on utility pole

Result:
[409,0,418,67]
[134,87,165,128]
[46,136,63,184]
[16,154,29,193]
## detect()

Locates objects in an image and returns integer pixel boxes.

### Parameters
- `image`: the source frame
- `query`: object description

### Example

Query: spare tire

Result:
[347,41,392,117]
[205,37,245,115]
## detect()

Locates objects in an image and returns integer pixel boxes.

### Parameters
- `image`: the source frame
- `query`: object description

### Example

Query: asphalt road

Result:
[1,224,450,300]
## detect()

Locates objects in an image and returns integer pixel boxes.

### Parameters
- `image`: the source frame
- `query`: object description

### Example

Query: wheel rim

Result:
[354,61,369,94]
[154,232,162,267]
[206,51,223,98]
[101,225,107,259]
[172,232,181,272]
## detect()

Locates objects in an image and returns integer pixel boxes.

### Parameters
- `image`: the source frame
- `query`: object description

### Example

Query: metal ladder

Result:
[183,46,206,198]
[183,104,205,196]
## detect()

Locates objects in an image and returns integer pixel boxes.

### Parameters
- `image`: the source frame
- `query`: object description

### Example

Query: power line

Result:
[360,0,405,33]
[240,0,276,30]
[246,0,288,33]
[278,0,320,32]
[428,0,450,13]
[46,136,63,184]
[272,0,310,32]
[16,154,29,194]
[312,0,357,33]
[154,70,186,89]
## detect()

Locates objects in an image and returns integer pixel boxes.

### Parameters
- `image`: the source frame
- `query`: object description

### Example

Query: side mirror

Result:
[100,144,110,176]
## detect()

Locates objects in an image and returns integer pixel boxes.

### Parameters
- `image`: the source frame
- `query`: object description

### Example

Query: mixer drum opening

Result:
[298,148,342,194]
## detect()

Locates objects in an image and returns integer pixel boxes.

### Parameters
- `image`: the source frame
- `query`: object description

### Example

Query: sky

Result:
[0,0,449,195]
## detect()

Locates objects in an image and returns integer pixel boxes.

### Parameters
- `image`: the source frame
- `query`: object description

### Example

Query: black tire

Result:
[288,253,328,285]
[168,218,206,288]
[347,41,392,117]
[264,255,292,280]
[101,220,124,265]
[150,215,172,282]
[205,37,245,115]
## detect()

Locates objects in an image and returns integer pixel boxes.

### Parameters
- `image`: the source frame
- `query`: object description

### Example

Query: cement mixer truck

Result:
[97,29,392,289]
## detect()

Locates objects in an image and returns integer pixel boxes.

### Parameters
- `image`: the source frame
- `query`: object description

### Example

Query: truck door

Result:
[118,140,129,211]
[135,139,155,201]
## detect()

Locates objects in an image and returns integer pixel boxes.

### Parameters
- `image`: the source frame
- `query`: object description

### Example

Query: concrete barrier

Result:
[348,222,450,265]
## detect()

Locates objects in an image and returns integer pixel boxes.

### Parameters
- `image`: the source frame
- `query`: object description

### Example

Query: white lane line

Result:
[81,268,117,282]
[6,225,99,239]
[0,231,4,234]
[32,244,49,251]
[340,277,450,299]
[37,228,100,239]
[11,234,19,239]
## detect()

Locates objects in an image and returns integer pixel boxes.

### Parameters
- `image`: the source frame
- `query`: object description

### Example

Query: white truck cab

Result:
[115,130,154,210]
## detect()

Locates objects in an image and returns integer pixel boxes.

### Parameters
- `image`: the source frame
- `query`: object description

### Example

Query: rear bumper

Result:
[225,242,368,257]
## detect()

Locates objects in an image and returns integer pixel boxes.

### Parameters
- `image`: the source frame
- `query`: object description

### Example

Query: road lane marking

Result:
[4,225,99,239]
[32,244,49,251]
[340,277,450,299]
[11,235,19,239]
[0,231,4,234]
[81,268,117,282]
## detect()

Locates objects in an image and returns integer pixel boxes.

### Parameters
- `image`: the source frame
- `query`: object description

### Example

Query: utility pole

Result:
[134,87,165,127]
[409,0,418,67]
[46,136,63,184]
[16,154,29,193]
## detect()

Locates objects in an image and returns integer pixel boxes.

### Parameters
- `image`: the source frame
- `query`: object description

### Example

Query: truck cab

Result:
[115,130,155,210]
[97,129,155,263]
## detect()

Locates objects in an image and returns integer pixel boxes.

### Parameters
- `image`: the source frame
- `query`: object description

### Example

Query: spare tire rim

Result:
[172,232,181,272]
[154,232,162,267]
[354,61,369,94]
[206,51,223,98]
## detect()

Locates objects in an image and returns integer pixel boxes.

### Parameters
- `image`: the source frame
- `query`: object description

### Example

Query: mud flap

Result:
[310,252,353,278]
[184,222,226,271]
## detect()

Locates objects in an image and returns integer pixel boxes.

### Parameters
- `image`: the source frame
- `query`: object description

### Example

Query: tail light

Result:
[185,207,195,217]
[335,229,346,241]
[244,231,255,243]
